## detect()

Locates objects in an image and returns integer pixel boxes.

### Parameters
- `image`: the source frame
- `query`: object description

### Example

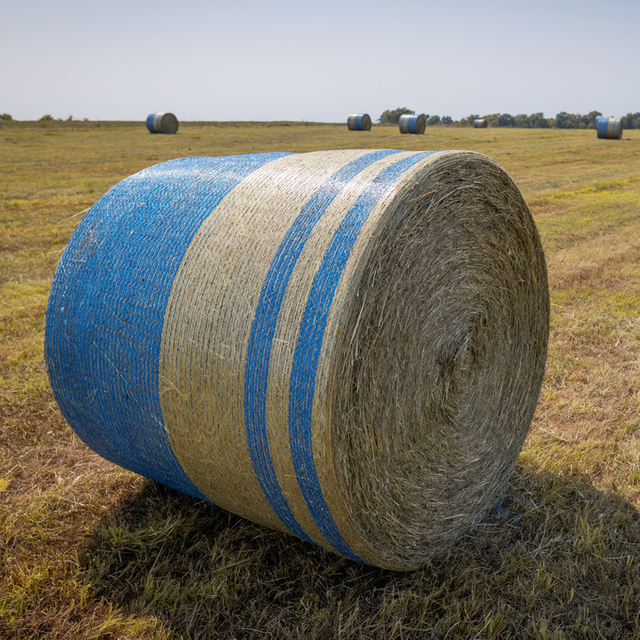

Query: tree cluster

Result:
[471,113,553,128]
[378,108,455,126]
[555,111,603,129]
[623,112,640,129]
[378,108,414,125]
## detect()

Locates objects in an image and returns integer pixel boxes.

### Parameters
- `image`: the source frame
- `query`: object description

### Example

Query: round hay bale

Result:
[45,149,549,570]
[474,118,488,128]
[399,114,426,134]
[596,116,623,139]
[347,113,372,131]
[146,112,179,134]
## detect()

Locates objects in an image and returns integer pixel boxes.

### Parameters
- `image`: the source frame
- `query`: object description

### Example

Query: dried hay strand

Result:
[347,113,372,131]
[399,114,426,134]
[145,112,179,134]
[473,118,488,128]
[596,116,623,139]
[45,149,549,571]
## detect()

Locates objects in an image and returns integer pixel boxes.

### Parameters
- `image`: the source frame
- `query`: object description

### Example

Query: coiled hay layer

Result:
[45,149,549,570]
[347,113,372,131]
[399,114,426,134]
[596,116,623,139]
[146,112,179,134]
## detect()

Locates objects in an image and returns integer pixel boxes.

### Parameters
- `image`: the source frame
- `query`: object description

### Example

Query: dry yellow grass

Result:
[1,121,639,638]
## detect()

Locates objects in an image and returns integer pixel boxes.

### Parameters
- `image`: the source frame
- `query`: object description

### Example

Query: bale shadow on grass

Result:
[81,464,640,640]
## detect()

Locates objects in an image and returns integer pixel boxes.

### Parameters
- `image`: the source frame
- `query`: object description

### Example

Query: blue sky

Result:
[2,0,639,122]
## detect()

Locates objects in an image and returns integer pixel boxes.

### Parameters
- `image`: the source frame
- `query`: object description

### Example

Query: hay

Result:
[45,149,549,571]
[146,112,179,134]
[399,114,426,134]
[473,118,488,128]
[596,116,623,139]
[347,113,372,131]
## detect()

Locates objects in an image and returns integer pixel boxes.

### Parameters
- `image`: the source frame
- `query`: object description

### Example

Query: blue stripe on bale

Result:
[146,113,160,133]
[45,153,290,500]
[244,149,402,548]
[288,151,436,560]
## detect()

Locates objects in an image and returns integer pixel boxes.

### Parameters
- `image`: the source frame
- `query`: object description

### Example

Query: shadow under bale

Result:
[80,464,640,639]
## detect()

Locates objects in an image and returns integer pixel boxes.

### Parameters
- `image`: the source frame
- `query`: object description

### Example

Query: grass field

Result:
[1,121,639,639]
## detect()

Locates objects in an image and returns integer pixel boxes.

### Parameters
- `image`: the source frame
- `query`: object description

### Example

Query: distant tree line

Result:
[2,110,640,128]
[378,108,640,129]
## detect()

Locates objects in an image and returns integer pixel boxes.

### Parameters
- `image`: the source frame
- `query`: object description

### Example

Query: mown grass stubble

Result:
[1,121,639,638]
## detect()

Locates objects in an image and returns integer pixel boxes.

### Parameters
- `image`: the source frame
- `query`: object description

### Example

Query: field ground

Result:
[1,122,639,639]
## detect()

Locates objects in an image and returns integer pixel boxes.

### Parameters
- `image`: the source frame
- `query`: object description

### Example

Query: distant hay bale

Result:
[399,114,426,134]
[474,118,488,128]
[45,149,549,571]
[347,113,372,131]
[596,116,623,139]
[146,112,179,134]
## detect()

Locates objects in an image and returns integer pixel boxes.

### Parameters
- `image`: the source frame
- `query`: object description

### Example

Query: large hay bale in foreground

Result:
[45,149,549,570]
[146,112,179,134]
[399,114,426,134]
[474,118,488,128]
[596,116,623,139]
[347,113,372,131]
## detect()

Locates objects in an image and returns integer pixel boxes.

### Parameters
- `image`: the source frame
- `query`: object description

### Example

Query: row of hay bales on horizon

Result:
[345,112,625,139]
[146,111,625,139]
